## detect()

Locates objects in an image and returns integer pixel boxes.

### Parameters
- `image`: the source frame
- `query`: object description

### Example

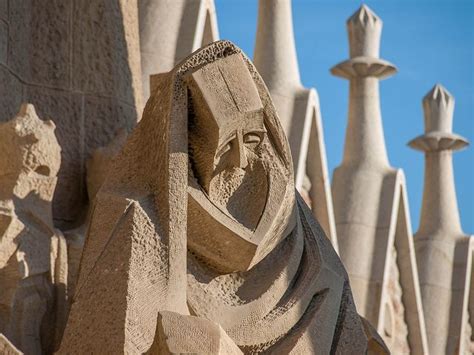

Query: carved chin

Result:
[207,160,268,231]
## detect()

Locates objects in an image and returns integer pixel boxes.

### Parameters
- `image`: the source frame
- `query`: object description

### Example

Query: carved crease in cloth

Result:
[58,40,369,354]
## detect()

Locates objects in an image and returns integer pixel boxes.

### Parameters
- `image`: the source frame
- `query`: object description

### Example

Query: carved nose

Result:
[234,132,248,169]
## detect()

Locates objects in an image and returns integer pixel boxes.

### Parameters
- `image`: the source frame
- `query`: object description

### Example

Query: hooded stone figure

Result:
[59,41,386,354]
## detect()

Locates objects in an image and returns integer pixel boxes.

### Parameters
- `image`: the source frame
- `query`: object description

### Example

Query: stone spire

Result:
[409,84,468,237]
[253,0,339,250]
[139,0,219,101]
[410,84,471,355]
[254,0,302,93]
[331,4,396,169]
[331,7,430,353]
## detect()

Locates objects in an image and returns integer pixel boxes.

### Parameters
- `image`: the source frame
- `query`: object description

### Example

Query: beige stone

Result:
[149,311,243,354]
[331,5,429,354]
[59,41,380,354]
[0,333,22,355]
[139,0,219,101]
[0,0,143,227]
[254,0,338,250]
[409,84,473,355]
[0,104,68,354]
[63,129,129,303]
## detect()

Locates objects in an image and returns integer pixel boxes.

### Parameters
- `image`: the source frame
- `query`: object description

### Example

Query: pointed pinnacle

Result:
[423,84,455,134]
[423,84,454,107]
[347,4,383,58]
[347,4,381,28]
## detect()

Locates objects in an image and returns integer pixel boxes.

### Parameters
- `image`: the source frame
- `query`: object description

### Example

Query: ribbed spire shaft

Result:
[254,0,302,93]
[409,84,468,237]
[331,5,396,169]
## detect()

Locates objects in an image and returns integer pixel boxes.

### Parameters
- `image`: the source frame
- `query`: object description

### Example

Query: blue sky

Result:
[215,0,474,234]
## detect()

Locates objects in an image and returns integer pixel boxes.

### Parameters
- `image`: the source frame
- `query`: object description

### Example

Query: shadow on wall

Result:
[0,0,142,229]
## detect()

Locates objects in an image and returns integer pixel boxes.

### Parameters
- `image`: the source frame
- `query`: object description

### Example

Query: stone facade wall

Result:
[0,0,142,228]
[383,247,410,353]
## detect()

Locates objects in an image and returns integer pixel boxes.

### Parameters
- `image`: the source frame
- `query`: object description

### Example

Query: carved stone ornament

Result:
[59,41,386,354]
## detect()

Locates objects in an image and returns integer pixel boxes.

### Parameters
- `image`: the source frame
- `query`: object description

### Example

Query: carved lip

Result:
[331,56,397,79]
[408,132,469,152]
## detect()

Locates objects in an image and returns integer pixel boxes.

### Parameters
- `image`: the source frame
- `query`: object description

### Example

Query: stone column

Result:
[139,0,219,102]
[409,84,471,355]
[254,0,302,98]
[331,5,396,170]
[330,5,398,321]
[254,0,304,137]
[254,0,338,248]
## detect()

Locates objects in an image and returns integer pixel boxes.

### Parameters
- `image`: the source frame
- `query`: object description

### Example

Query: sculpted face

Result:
[186,54,269,230]
[185,53,293,273]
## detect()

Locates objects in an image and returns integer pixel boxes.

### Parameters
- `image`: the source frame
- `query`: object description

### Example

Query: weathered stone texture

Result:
[331,5,428,354]
[410,84,472,355]
[0,104,68,354]
[83,96,135,153]
[25,87,85,220]
[0,333,22,355]
[383,247,410,353]
[0,20,7,65]
[72,0,142,109]
[139,0,219,101]
[0,66,23,121]
[9,1,71,88]
[0,0,142,227]
[59,40,379,354]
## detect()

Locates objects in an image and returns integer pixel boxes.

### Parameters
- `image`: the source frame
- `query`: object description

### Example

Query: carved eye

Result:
[217,142,232,157]
[35,165,50,176]
[243,132,262,147]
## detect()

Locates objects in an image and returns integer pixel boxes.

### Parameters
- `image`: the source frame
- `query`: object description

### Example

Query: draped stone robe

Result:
[59,41,385,355]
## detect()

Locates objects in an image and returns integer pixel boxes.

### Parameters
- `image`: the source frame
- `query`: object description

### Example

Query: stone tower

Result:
[0,0,143,228]
[254,0,338,249]
[331,5,428,353]
[139,0,219,101]
[409,84,473,354]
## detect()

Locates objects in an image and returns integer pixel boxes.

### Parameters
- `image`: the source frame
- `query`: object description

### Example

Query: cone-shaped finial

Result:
[254,0,301,92]
[408,84,468,152]
[423,84,455,134]
[347,4,382,58]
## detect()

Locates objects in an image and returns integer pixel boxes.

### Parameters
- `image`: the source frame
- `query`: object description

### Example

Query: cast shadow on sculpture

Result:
[59,41,388,354]
[0,104,68,355]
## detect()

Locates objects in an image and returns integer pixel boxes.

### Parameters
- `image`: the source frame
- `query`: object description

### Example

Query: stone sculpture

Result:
[59,41,386,354]
[64,129,129,302]
[330,5,428,353]
[0,104,68,354]
[409,84,473,355]
[0,334,21,355]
